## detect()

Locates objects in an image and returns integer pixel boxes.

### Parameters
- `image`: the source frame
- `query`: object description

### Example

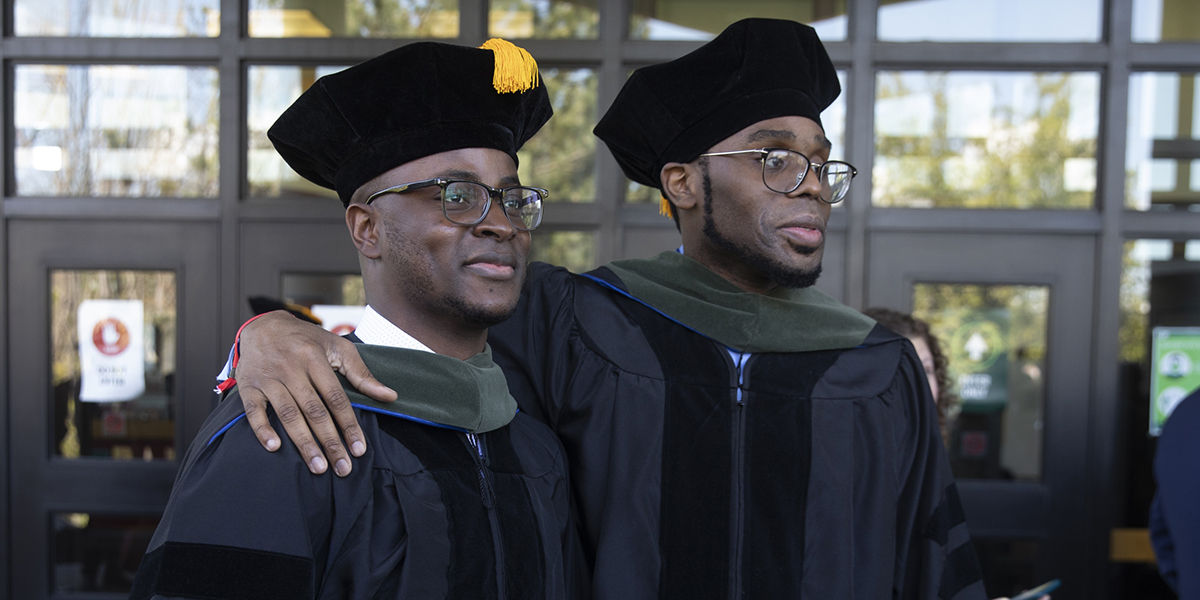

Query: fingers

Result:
[270,377,332,475]
[329,337,397,404]
[309,357,367,460]
[236,310,362,476]
[239,384,281,452]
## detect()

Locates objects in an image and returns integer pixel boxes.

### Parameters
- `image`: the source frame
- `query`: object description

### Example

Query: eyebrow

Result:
[745,129,833,152]
[440,170,522,187]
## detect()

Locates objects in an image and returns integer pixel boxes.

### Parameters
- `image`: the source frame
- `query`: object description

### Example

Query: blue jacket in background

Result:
[1151,389,1200,599]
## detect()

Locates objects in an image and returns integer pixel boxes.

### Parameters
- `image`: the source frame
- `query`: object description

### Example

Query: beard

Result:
[699,160,823,289]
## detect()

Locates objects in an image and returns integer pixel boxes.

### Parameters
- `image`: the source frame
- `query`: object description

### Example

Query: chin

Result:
[443,296,519,328]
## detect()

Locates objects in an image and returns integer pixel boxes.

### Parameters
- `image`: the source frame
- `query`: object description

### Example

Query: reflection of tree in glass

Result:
[489,0,598,39]
[1118,242,1151,364]
[875,73,1096,209]
[345,0,458,37]
[15,65,219,198]
[530,231,595,273]
[518,68,597,203]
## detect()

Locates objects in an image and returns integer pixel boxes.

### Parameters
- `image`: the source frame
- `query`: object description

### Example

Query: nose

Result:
[786,163,823,200]
[473,195,518,240]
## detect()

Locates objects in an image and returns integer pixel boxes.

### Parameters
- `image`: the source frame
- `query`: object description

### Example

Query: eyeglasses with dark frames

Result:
[698,147,857,204]
[365,177,548,231]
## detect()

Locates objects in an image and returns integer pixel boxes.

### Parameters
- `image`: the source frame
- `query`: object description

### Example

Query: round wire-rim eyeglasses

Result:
[364,177,548,231]
[698,147,858,204]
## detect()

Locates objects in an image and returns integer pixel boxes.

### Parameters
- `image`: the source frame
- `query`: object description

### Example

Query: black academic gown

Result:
[488,261,986,600]
[132,343,574,600]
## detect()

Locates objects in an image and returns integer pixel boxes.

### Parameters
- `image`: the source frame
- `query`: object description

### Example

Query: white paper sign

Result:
[78,299,145,402]
[310,304,364,336]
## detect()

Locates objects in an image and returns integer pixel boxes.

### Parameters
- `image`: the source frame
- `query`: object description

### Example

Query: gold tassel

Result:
[479,38,540,94]
[659,195,675,219]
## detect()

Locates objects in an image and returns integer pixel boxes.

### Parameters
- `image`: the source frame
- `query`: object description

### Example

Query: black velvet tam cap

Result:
[268,40,553,206]
[594,18,839,191]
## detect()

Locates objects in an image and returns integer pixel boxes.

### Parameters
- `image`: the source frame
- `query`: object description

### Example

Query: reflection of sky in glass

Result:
[638,15,846,41]
[1133,0,1165,41]
[877,72,1099,139]
[247,65,348,198]
[878,0,1100,42]
[823,71,847,162]
[633,1,846,42]
[15,0,218,37]
[1126,73,1200,210]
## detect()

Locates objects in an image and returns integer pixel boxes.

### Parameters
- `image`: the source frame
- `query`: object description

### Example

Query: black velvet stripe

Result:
[600,283,738,599]
[432,469,500,598]
[659,381,733,600]
[135,541,312,600]
[743,389,812,597]
[923,484,967,546]
[379,419,498,597]
[495,476,547,599]
[939,542,984,599]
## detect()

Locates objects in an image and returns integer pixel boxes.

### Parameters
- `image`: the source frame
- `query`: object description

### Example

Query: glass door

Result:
[8,220,219,599]
[867,231,1096,598]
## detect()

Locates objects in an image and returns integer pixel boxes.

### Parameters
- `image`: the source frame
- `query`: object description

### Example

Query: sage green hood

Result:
[339,343,517,433]
[605,251,875,353]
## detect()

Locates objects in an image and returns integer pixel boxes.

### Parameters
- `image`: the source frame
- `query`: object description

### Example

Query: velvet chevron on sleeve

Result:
[488,260,986,600]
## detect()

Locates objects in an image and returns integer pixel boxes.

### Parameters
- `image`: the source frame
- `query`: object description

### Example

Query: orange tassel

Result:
[659,195,675,219]
[479,38,539,94]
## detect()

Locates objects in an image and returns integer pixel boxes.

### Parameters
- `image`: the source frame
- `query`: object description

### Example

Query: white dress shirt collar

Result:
[351,305,434,354]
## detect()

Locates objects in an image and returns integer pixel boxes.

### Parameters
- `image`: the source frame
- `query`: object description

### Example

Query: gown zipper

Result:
[467,432,507,599]
[729,350,750,600]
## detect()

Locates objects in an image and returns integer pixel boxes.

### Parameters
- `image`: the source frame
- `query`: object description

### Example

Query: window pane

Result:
[280,274,366,334]
[913,283,1049,481]
[630,0,847,42]
[1126,73,1200,211]
[878,0,1100,42]
[874,72,1099,209]
[51,271,176,461]
[489,0,598,39]
[248,0,458,37]
[625,69,847,205]
[530,230,596,273]
[53,513,160,594]
[520,68,597,203]
[281,273,366,307]
[1133,0,1200,42]
[14,65,219,198]
[248,65,347,199]
[15,0,219,37]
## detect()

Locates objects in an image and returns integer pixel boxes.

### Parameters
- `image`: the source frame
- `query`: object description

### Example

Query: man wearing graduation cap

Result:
[226,19,985,600]
[130,40,578,600]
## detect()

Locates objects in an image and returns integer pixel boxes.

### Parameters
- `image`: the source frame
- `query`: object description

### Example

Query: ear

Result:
[346,203,382,260]
[660,162,700,212]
